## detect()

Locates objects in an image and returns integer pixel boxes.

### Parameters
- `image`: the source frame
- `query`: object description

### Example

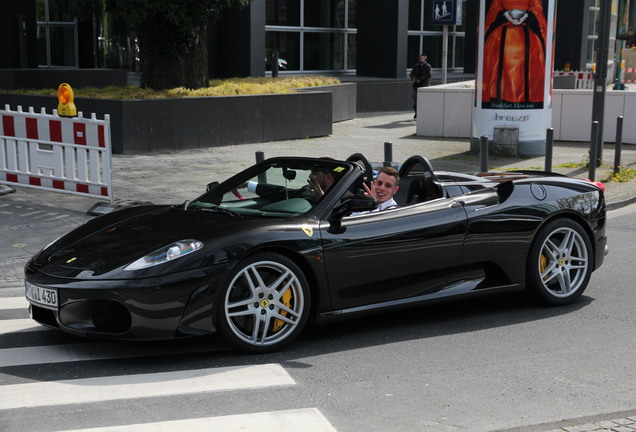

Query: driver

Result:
[240,163,343,202]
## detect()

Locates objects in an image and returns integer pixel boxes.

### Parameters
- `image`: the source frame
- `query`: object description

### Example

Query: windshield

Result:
[188,158,351,218]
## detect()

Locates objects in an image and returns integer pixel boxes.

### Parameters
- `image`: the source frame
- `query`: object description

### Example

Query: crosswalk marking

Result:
[0,363,296,410]
[0,341,220,367]
[58,408,338,432]
[0,294,339,431]
[0,318,52,333]
[0,296,29,310]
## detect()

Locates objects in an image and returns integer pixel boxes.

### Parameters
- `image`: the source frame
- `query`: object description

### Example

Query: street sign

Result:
[431,0,462,26]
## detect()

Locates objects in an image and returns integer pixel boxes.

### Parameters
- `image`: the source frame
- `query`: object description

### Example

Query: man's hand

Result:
[308,177,324,199]
[362,181,377,199]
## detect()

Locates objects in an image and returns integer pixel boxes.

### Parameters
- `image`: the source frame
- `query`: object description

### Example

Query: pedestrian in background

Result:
[410,54,432,118]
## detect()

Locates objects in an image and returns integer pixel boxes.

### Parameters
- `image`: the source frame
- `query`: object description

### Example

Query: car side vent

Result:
[495,180,514,202]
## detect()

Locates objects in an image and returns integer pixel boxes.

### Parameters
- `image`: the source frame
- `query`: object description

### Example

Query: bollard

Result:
[614,116,623,174]
[256,151,266,183]
[480,135,489,173]
[589,121,598,181]
[383,142,393,167]
[545,128,554,172]
[272,51,279,78]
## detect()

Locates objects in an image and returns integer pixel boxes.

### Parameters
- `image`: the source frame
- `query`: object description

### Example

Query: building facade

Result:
[0,0,632,84]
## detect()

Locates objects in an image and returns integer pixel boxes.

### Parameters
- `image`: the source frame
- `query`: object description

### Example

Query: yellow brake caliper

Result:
[540,254,548,279]
[272,288,293,332]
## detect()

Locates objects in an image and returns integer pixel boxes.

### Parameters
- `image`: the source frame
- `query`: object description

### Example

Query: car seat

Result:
[393,176,422,206]
[422,171,444,200]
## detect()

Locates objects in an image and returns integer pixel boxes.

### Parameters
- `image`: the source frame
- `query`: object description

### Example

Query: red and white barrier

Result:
[0,105,113,202]
[553,70,594,89]
[622,67,636,83]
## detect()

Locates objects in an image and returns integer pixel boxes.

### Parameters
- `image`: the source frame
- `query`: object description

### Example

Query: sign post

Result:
[431,0,463,85]
[591,0,612,166]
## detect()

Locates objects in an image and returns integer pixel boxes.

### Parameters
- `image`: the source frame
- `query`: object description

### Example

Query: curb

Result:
[606,195,636,211]
[0,185,16,196]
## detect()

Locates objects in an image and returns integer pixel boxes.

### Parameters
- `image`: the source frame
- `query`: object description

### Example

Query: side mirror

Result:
[331,196,377,220]
[206,181,219,192]
[327,196,377,234]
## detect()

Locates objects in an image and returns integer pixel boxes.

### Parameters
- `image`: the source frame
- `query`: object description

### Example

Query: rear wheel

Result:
[217,253,310,352]
[526,219,593,305]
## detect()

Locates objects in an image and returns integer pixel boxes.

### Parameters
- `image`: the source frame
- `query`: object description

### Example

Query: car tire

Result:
[526,218,593,305]
[217,253,310,352]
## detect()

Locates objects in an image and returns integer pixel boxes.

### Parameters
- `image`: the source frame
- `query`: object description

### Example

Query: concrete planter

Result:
[354,80,412,113]
[416,81,636,145]
[297,82,356,122]
[0,91,336,154]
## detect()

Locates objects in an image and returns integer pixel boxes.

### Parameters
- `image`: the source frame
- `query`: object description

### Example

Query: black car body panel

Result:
[24,156,608,350]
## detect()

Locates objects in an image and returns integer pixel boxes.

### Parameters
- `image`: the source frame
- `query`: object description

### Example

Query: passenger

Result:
[353,166,400,214]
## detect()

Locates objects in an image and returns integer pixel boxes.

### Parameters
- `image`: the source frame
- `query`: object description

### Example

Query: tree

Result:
[67,0,250,90]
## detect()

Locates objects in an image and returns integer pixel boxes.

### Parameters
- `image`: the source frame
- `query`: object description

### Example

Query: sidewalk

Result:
[3,111,636,210]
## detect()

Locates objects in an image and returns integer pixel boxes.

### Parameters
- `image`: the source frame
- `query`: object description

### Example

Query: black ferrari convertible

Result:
[24,154,608,352]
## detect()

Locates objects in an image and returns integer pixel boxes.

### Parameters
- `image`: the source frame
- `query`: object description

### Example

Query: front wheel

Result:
[217,253,310,353]
[526,219,593,305]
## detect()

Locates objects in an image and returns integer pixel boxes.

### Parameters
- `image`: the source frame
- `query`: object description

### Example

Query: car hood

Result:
[34,205,248,278]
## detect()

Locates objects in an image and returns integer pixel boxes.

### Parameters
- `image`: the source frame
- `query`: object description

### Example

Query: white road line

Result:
[0,318,52,334]
[0,363,296,410]
[0,341,220,367]
[59,408,338,432]
[0,296,29,310]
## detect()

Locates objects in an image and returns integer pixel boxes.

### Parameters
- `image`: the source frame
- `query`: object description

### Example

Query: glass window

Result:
[453,35,464,68]
[406,0,466,73]
[265,0,355,73]
[36,0,77,67]
[304,32,344,70]
[48,0,74,22]
[423,35,442,68]
[36,26,48,66]
[49,26,76,66]
[409,0,423,31]
[266,31,301,70]
[347,0,356,27]
[36,0,46,21]
[347,33,356,69]
[304,0,346,28]
[407,36,422,67]
[266,0,301,26]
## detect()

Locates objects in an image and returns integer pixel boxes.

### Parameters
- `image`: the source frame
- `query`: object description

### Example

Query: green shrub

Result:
[5,76,341,100]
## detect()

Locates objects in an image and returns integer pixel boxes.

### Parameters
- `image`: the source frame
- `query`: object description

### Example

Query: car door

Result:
[319,197,466,311]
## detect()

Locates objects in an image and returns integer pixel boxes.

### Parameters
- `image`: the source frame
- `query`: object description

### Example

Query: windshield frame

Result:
[188,157,357,219]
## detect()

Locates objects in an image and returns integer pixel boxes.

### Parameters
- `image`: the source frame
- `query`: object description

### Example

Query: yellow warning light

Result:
[57,83,77,117]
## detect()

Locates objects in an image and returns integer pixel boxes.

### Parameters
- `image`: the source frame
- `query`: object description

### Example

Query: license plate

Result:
[25,282,58,310]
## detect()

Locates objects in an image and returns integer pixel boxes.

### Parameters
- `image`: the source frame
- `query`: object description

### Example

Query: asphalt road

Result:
[1,204,635,432]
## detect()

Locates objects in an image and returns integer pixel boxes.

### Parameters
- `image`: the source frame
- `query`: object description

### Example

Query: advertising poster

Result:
[473,0,556,155]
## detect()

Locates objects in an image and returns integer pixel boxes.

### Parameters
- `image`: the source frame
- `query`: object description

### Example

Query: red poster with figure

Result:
[474,0,555,155]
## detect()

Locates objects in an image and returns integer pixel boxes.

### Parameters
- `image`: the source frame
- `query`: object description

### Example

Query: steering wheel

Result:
[398,155,434,178]
[346,153,374,187]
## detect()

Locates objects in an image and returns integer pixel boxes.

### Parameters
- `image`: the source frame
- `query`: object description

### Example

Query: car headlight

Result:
[123,240,203,271]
